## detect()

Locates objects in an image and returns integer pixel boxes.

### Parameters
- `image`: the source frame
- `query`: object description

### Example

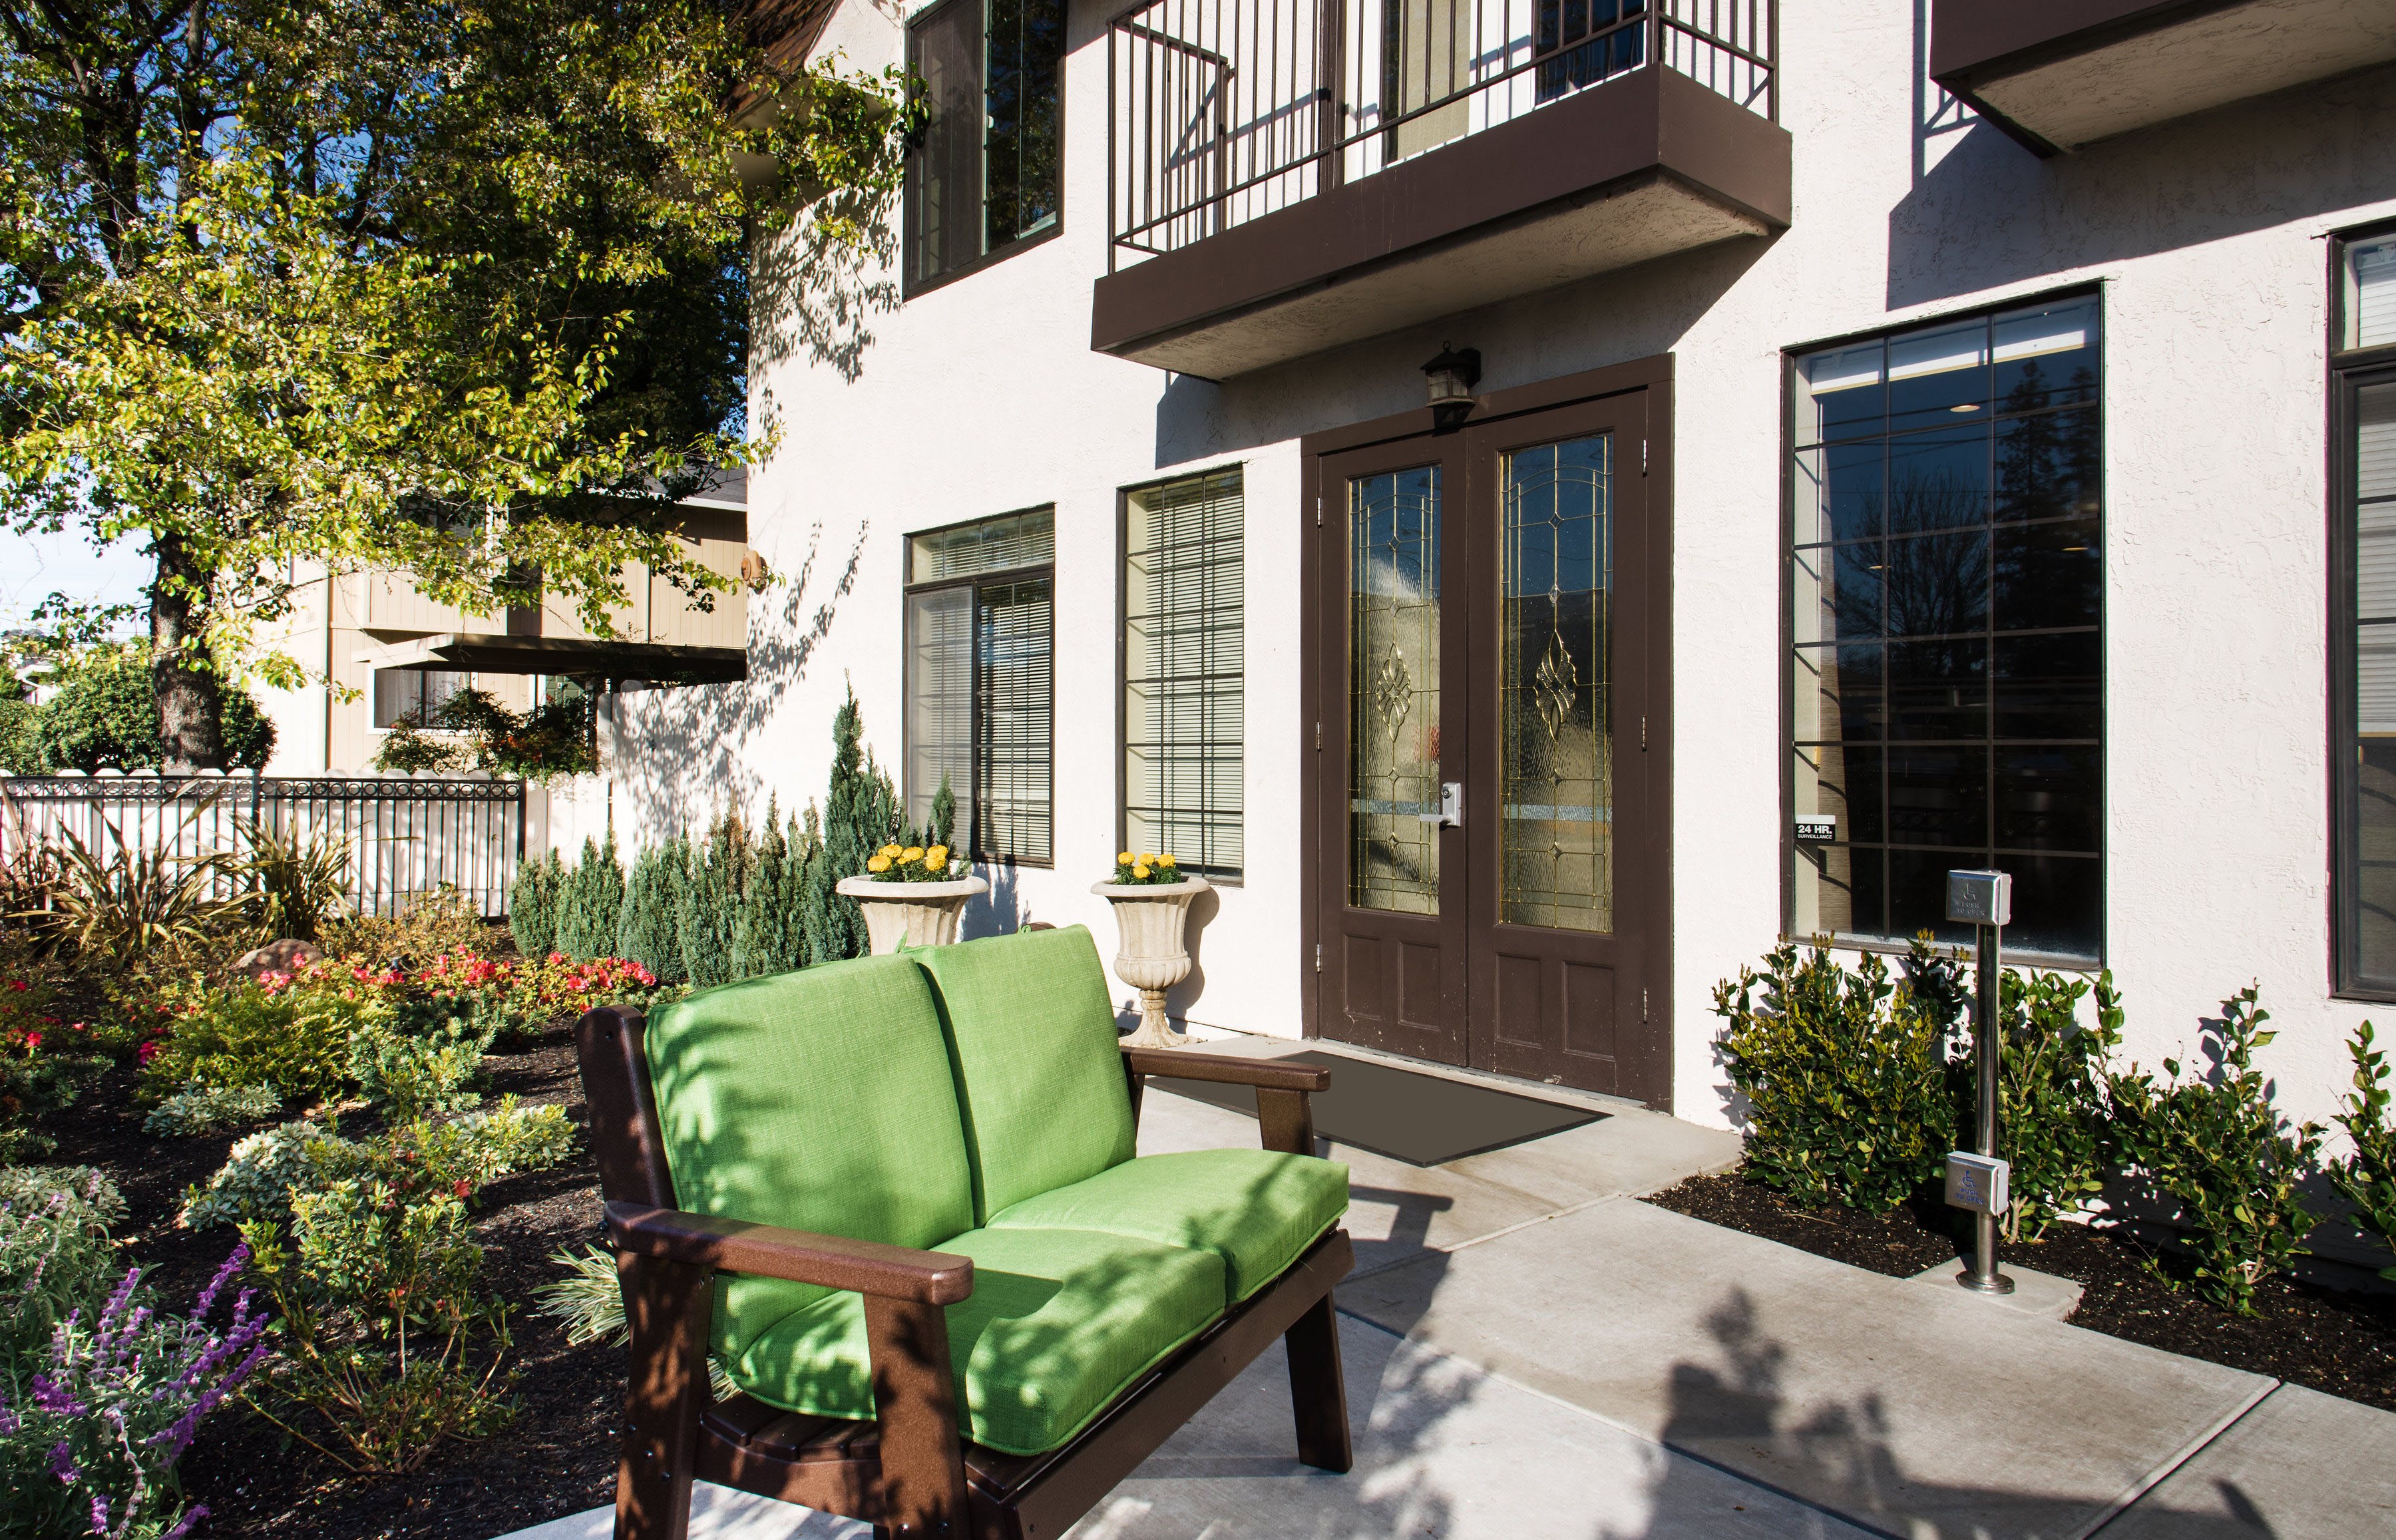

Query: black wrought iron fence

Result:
[1109,0,1776,264]
[0,774,528,918]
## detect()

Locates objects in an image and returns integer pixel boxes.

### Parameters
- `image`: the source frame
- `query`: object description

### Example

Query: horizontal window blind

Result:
[1125,469,1245,877]
[910,507,1055,584]
[373,668,469,729]
[906,588,974,830]
[2352,238,2396,351]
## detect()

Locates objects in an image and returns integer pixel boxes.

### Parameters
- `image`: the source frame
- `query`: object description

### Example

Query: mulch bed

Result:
[1645,1172,2396,1412]
[44,1024,621,1540]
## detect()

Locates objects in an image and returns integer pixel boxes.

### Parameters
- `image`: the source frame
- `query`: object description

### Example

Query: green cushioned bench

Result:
[578,924,1354,1540]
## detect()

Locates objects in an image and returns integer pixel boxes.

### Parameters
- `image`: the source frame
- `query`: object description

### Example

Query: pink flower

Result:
[138,1040,160,1065]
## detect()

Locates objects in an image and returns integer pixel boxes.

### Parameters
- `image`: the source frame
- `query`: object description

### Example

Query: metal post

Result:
[1959,919,2015,1295]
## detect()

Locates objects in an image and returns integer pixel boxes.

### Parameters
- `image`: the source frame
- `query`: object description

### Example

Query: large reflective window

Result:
[1790,297,2103,959]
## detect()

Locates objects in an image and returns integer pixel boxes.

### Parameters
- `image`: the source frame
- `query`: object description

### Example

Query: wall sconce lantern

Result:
[1422,344,1482,433]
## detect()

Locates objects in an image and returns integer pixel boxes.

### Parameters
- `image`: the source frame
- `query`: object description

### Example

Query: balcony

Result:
[1092,0,1789,380]
[1931,0,2396,157]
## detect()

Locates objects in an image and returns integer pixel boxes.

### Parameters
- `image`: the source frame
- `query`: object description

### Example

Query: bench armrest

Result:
[1119,1048,1331,1091]
[604,1201,976,1305]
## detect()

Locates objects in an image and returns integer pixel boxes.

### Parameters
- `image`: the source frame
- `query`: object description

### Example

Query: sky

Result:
[0,526,151,634]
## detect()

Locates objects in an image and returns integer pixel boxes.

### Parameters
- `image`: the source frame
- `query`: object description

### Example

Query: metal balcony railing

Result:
[1107,0,1776,269]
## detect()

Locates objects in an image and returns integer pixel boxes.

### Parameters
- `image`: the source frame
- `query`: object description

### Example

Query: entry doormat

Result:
[1146,1050,1604,1167]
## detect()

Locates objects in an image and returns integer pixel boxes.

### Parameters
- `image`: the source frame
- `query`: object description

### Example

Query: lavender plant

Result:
[0,1245,268,1540]
[0,1168,125,1368]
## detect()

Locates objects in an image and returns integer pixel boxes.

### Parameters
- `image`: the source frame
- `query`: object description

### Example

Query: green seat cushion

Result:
[987,1149,1350,1304]
[916,927,1136,1223]
[722,1227,1226,1456]
[642,955,976,1347]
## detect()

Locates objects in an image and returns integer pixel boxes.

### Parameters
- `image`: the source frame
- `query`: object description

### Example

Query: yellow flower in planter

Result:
[878,843,902,859]
[902,846,925,863]
[1132,864,1151,880]
[1117,850,1134,865]
[1158,854,1177,869]
[926,845,950,868]
[867,854,893,873]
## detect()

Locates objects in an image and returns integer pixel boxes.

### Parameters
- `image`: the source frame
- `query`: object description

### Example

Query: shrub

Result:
[238,819,353,942]
[179,1119,351,1231]
[234,1101,576,1473]
[1715,940,1961,1212]
[2108,986,2325,1314]
[0,1166,125,1368]
[33,648,274,773]
[324,886,491,972]
[803,689,899,966]
[616,837,689,984]
[734,801,811,979]
[1988,969,2125,1242]
[142,1082,284,1137]
[369,715,469,775]
[552,831,624,962]
[678,812,749,988]
[435,688,596,781]
[2331,1019,2396,1281]
[349,1020,487,1122]
[138,965,393,1105]
[0,1247,267,1540]
[507,850,563,959]
[534,1243,735,1400]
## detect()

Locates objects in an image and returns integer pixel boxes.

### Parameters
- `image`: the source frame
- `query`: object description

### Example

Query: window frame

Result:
[2328,220,2396,1000]
[1116,463,1247,885]
[371,668,472,731]
[1778,283,2109,970]
[902,506,1058,868]
[901,0,1069,299]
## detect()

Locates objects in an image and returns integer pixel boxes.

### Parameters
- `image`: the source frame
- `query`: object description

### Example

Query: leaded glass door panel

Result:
[1315,440,1471,1067]
[1467,399,1651,1097]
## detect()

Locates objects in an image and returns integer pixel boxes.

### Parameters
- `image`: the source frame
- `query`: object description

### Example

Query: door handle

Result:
[1417,781,1464,829]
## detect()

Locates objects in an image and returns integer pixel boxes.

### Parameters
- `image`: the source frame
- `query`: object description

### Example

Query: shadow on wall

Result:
[1151,234,1776,468]
[962,863,1028,939]
[612,518,867,839]
[749,182,903,385]
[1890,51,2396,311]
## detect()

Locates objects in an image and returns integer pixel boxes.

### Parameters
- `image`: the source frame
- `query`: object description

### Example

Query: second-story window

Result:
[906,508,1055,865]
[906,0,1064,291]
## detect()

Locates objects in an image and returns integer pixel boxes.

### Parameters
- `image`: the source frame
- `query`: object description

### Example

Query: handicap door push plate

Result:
[1417,782,1464,828]
[1944,1152,2010,1215]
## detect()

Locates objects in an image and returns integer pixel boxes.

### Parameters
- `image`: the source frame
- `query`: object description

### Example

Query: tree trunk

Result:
[150,534,227,771]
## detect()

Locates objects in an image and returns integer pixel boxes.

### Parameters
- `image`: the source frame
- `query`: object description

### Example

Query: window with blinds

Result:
[1125,469,1245,879]
[904,0,1064,290]
[2336,228,2396,995]
[373,668,469,729]
[904,509,1055,865]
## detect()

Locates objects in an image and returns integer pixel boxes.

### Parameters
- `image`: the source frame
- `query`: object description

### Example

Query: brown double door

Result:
[1308,385,1669,1105]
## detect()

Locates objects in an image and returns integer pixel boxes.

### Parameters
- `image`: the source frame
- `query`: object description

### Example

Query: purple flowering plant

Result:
[0,1244,268,1540]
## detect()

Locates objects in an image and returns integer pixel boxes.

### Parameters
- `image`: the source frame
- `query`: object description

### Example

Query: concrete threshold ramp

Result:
[1338,1196,2274,1540]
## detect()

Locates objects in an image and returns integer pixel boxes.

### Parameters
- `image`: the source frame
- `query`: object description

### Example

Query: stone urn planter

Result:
[1090,874,1211,1048]
[836,874,989,954]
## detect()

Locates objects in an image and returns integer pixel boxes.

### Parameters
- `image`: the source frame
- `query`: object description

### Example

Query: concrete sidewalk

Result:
[497,1042,2396,1540]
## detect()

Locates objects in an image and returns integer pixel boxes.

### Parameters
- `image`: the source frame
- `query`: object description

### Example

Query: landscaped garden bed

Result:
[1645,1173,2396,1412]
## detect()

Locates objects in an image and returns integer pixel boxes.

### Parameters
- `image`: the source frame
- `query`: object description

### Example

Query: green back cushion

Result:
[916,926,1137,1222]
[643,955,976,1338]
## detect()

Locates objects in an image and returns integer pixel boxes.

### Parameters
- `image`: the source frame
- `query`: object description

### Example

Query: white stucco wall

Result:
[610,0,2396,1135]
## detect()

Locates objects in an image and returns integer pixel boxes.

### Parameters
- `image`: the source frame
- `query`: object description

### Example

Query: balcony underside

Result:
[1092,67,1790,381]
[354,633,747,685]
[1931,0,2396,156]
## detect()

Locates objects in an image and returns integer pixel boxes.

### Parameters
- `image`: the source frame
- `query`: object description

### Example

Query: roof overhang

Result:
[353,634,747,685]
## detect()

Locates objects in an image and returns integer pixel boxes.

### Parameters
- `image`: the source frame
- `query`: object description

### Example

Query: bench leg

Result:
[616,1254,713,1540]
[867,1295,972,1537]
[1284,1291,1352,1473]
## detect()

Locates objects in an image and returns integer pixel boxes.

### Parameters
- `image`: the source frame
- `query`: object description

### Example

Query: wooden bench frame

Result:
[576,1004,1356,1540]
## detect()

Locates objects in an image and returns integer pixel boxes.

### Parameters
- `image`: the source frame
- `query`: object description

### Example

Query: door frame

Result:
[1297,352,1677,1109]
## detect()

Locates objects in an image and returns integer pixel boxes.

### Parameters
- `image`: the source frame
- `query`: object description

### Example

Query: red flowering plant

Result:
[398,947,660,1048]
[0,962,103,1159]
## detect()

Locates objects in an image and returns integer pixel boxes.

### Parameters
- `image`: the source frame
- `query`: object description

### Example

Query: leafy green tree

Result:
[0,0,910,767]
[32,648,274,771]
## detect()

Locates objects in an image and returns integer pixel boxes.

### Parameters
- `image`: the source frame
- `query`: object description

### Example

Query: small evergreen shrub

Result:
[349,1020,488,1123]
[733,801,810,978]
[140,966,390,1105]
[2108,985,2324,1314]
[803,689,900,966]
[617,837,689,984]
[1987,968,2124,1242]
[143,1081,284,1137]
[552,830,625,961]
[677,811,749,987]
[2331,1018,2396,1281]
[508,849,564,958]
[1715,940,1961,1213]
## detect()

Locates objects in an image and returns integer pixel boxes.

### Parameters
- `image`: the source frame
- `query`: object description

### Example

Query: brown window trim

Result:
[901,0,1068,300]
